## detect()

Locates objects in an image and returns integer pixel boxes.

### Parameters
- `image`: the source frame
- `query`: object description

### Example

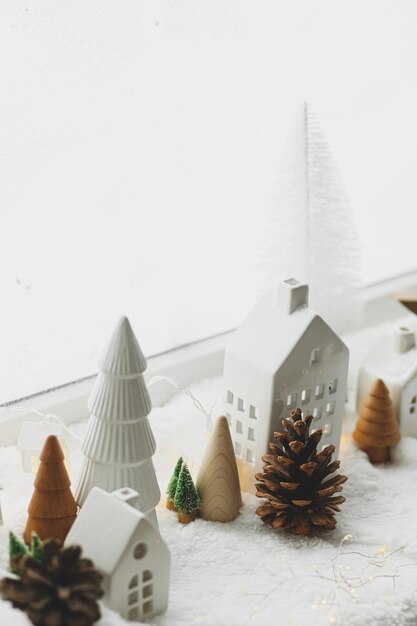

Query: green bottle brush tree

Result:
[173,463,200,524]
[166,456,183,511]
[9,532,43,574]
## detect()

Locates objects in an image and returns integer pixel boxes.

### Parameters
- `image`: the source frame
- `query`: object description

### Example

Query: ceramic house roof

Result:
[17,422,63,451]
[66,487,161,574]
[226,286,345,375]
[361,327,417,387]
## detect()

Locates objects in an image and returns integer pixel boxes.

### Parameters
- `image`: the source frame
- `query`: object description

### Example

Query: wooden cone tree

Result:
[353,378,401,464]
[196,415,242,522]
[74,316,160,529]
[24,435,77,544]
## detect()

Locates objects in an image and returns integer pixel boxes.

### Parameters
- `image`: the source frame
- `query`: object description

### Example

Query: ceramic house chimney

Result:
[394,326,416,354]
[276,278,309,315]
[112,487,140,508]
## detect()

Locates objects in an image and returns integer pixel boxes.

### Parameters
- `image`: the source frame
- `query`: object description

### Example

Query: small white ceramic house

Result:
[223,278,349,492]
[357,325,417,437]
[17,421,69,474]
[66,487,170,622]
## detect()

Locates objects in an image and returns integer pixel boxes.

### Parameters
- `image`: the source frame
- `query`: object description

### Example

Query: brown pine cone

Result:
[0,538,104,626]
[255,408,348,536]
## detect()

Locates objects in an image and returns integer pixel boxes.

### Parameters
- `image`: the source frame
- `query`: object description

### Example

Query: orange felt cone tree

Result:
[353,378,400,464]
[24,435,78,544]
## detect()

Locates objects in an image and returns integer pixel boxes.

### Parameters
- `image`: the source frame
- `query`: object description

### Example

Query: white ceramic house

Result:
[223,278,349,492]
[66,487,170,622]
[357,325,417,437]
[17,421,68,474]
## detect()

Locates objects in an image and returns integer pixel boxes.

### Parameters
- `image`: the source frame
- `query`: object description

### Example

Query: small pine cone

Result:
[0,538,104,626]
[255,409,348,536]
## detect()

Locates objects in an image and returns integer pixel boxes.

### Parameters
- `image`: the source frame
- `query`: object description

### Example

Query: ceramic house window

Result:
[128,575,140,620]
[129,607,139,621]
[315,384,324,399]
[249,405,258,420]
[226,413,232,426]
[301,389,311,404]
[237,397,245,412]
[128,571,154,620]
[227,390,234,405]
[323,423,332,435]
[142,571,154,615]
[286,393,296,409]
[410,395,417,414]
[313,406,322,420]
[31,455,40,474]
[143,600,154,614]
[326,401,335,416]
[236,420,243,434]
[310,348,320,365]
[234,441,242,456]
[248,427,255,442]
[143,570,152,582]
[329,379,338,395]
[246,449,255,464]
[129,575,139,588]
[133,543,147,559]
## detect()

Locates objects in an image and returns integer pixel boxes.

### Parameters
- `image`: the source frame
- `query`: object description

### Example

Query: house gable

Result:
[17,422,63,452]
[270,315,348,434]
[276,315,348,384]
[361,330,417,388]
[65,487,148,575]
[110,525,170,620]
[225,289,317,376]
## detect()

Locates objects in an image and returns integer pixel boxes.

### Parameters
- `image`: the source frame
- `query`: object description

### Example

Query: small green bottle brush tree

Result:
[167,459,200,524]
[9,532,43,574]
[256,409,348,536]
[166,456,183,511]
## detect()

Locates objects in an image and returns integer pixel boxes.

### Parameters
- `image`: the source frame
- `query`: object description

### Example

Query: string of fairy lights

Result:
[240,534,417,625]
[2,386,417,624]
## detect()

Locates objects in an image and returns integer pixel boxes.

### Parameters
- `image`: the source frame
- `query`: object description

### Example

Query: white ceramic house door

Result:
[128,567,154,621]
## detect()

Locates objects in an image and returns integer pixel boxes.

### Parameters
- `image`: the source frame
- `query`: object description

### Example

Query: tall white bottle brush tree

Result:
[258,102,362,334]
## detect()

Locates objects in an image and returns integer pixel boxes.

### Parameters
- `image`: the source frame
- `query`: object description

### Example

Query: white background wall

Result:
[1,1,416,402]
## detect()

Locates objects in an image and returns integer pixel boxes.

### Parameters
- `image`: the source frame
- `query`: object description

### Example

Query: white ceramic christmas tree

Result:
[75,316,160,529]
[258,102,362,334]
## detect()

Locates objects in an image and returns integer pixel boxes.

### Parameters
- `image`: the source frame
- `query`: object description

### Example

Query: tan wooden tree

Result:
[24,435,77,544]
[353,378,401,464]
[196,415,242,522]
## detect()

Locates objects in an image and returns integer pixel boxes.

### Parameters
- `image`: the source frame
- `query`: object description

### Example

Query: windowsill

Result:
[0,331,229,446]
[0,275,416,447]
